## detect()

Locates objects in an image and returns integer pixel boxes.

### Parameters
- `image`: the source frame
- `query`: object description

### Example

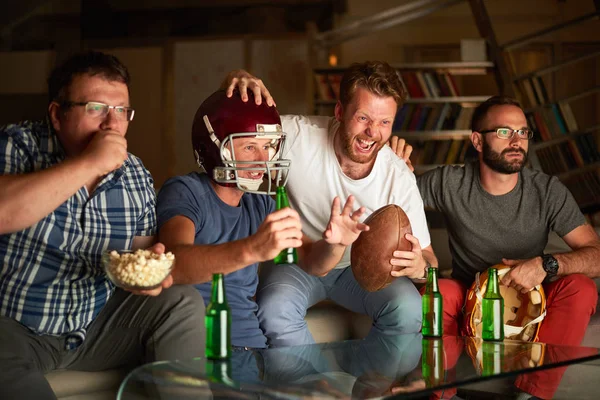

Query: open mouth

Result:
[248,171,264,180]
[355,138,375,153]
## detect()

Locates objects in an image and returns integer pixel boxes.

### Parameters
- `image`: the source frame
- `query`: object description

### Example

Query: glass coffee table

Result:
[118,333,600,399]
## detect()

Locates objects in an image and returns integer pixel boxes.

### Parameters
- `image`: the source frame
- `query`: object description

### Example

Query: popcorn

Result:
[105,249,174,288]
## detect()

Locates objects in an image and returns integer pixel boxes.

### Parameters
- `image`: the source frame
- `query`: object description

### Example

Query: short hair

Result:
[47,51,131,104]
[470,95,523,132]
[339,61,406,108]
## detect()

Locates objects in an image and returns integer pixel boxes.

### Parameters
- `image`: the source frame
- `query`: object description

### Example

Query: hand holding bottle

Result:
[250,207,303,263]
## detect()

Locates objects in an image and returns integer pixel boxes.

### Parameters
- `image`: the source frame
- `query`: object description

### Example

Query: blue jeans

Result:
[257,263,422,347]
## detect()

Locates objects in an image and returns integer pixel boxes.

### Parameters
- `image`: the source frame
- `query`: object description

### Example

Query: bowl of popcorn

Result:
[102,249,175,290]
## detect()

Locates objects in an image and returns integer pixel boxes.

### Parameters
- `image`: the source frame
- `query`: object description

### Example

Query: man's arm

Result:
[0,130,127,235]
[159,208,303,285]
[0,158,97,234]
[296,196,369,277]
[502,224,600,292]
[554,224,600,277]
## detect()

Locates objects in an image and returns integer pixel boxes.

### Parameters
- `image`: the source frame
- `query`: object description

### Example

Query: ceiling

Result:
[1,0,346,50]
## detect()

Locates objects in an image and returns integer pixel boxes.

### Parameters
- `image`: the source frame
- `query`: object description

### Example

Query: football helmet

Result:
[191,90,291,195]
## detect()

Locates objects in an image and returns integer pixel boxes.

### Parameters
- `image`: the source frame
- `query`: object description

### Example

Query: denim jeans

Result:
[257,263,422,347]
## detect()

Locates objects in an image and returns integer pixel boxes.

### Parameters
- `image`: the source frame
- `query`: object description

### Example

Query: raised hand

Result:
[80,130,128,177]
[390,233,428,279]
[322,195,369,246]
[501,257,546,293]
[388,136,414,172]
[222,69,276,107]
[249,207,302,262]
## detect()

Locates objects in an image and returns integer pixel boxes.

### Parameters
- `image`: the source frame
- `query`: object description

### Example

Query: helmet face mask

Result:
[192,90,291,195]
[213,131,291,194]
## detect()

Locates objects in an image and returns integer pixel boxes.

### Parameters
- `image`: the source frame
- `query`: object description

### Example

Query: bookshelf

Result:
[310,61,496,170]
[468,0,600,216]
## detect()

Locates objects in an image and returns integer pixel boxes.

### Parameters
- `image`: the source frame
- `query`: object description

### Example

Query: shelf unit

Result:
[469,0,600,216]
[310,60,496,169]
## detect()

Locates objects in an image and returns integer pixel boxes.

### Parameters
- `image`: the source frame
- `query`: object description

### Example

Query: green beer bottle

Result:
[422,267,443,337]
[206,359,236,387]
[422,337,445,386]
[481,267,504,341]
[273,186,298,265]
[205,273,231,359]
[482,340,504,376]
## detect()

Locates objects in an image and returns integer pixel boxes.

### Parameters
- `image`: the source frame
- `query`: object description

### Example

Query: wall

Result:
[172,37,308,177]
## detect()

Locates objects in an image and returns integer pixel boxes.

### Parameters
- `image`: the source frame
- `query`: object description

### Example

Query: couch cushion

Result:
[305,301,356,343]
[46,369,126,400]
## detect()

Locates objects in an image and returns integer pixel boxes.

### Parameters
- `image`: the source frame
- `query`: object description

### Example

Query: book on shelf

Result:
[410,138,472,167]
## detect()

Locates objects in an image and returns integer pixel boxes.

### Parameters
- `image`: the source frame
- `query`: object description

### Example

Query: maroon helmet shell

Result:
[191,90,290,194]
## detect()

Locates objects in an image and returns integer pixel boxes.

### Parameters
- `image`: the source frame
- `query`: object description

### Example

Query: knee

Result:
[161,285,206,318]
[555,274,598,309]
[376,280,422,333]
[438,279,467,313]
[257,284,306,327]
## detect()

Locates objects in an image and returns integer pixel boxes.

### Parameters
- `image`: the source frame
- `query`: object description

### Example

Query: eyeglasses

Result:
[479,128,533,140]
[62,101,135,122]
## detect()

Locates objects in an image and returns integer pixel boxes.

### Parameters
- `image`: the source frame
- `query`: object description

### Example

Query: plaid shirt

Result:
[0,120,156,349]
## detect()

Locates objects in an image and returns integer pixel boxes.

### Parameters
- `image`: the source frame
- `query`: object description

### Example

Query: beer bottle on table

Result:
[206,359,236,388]
[482,340,504,376]
[482,267,504,341]
[206,273,231,360]
[422,337,445,386]
[422,266,443,337]
[273,186,298,265]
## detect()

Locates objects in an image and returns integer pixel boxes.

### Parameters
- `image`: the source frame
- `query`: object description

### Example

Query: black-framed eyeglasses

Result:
[62,101,135,122]
[479,128,533,140]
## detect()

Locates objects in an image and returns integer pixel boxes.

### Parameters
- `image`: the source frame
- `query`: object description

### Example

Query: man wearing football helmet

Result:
[157,89,369,349]
[222,61,438,348]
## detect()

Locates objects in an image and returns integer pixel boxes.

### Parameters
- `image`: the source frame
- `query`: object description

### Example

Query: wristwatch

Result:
[541,254,559,281]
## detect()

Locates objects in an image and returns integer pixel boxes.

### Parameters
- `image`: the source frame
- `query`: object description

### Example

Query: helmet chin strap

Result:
[237,177,263,191]
[204,115,233,162]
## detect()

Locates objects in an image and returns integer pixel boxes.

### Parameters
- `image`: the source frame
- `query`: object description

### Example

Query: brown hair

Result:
[470,95,523,132]
[339,61,406,108]
[48,50,130,104]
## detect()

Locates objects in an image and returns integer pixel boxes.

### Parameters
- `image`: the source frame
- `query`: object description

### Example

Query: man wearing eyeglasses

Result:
[392,95,600,400]
[0,51,205,399]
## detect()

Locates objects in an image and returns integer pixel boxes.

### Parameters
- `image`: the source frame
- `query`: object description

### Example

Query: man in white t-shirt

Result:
[224,61,437,347]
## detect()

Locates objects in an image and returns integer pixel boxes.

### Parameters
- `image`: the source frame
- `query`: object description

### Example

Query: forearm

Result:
[169,238,259,284]
[0,157,96,234]
[298,240,346,277]
[554,242,600,278]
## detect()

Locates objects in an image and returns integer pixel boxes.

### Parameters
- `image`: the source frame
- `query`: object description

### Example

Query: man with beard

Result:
[223,61,437,347]
[393,95,600,399]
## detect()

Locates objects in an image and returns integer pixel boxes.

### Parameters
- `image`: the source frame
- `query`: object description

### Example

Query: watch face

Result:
[543,255,559,276]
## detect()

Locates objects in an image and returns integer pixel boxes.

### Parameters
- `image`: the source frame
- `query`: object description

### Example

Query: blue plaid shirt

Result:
[0,120,157,349]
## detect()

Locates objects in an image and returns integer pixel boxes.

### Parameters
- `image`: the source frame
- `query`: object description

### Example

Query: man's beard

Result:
[482,137,528,174]
[340,130,382,164]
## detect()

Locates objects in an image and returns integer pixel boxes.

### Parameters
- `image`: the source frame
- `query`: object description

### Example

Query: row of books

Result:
[527,102,579,141]
[535,134,600,175]
[313,70,462,101]
[392,103,474,132]
[399,71,460,99]
[517,75,550,108]
[409,139,472,166]
[563,170,600,209]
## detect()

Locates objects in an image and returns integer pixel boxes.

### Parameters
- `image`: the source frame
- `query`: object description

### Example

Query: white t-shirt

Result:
[281,114,431,269]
